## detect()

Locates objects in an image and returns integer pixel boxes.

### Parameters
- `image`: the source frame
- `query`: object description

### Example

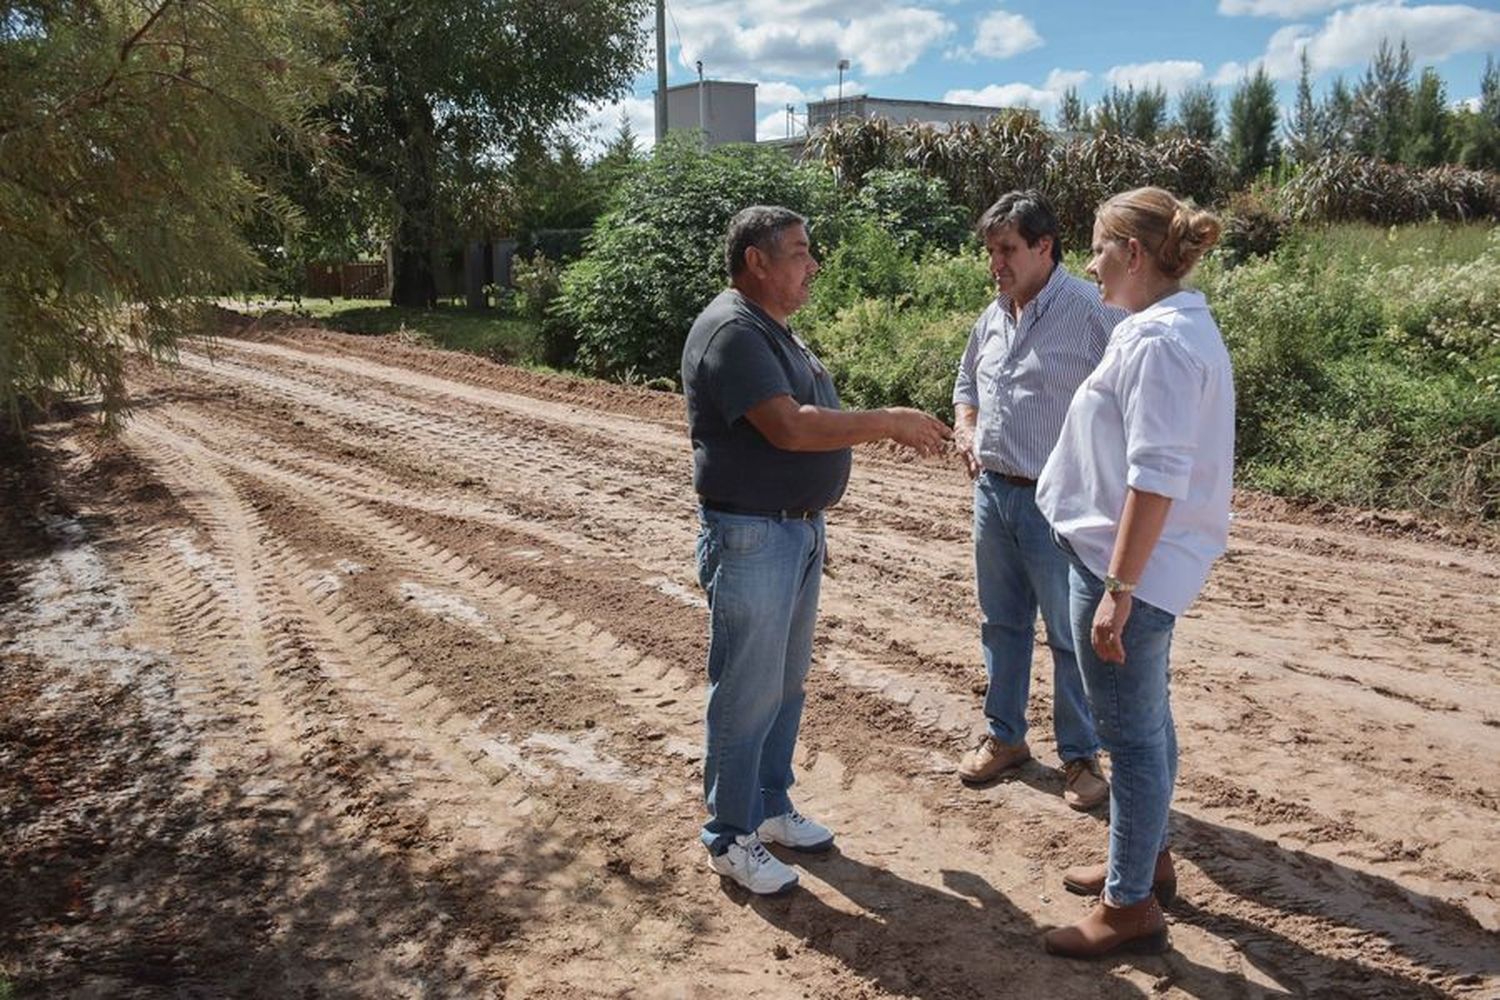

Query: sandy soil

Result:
[2,315,1497,999]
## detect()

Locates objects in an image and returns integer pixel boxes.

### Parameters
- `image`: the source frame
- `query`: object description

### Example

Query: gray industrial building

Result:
[658,80,758,147]
[805,95,1030,132]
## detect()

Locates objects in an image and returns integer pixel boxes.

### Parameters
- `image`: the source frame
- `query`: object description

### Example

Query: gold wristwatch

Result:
[1103,575,1136,594]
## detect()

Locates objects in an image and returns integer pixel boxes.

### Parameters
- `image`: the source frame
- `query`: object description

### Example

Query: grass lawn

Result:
[237,297,543,364]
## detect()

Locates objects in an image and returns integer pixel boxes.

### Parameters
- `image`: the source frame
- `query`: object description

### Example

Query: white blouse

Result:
[1036,291,1235,616]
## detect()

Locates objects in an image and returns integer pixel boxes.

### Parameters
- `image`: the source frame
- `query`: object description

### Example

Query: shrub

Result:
[557,136,834,382]
[511,252,572,366]
[1219,183,1290,265]
[851,169,971,254]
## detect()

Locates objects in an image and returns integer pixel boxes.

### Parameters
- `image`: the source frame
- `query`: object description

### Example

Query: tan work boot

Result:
[1043,895,1170,958]
[1062,849,1177,907]
[957,734,1031,783]
[1061,755,1109,811]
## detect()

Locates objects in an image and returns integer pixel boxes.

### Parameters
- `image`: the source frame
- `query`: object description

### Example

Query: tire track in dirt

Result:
[90,326,1500,995]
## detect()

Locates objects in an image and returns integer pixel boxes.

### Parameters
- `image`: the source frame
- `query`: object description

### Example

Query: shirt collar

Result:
[1133,289,1207,324]
[995,262,1068,324]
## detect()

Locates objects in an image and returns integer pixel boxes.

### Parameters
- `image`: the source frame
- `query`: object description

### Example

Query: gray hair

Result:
[725,205,807,277]
[976,189,1063,264]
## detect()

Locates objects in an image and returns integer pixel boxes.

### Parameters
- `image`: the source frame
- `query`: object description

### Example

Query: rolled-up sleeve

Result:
[952,312,986,408]
[1119,334,1206,500]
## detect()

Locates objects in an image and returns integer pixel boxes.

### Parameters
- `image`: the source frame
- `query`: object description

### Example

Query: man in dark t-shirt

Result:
[682,205,951,895]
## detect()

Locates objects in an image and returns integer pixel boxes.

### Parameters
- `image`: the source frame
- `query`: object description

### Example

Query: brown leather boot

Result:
[1043,895,1170,958]
[957,735,1031,783]
[1062,849,1177,907]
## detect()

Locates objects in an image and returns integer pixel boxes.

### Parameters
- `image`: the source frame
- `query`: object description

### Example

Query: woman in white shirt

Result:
[1035,187,1233,958]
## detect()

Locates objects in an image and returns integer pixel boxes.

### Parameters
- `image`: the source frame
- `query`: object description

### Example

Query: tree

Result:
[1227,67,1282,181]
[1351,39,1412,161]
[1457,56,1500,170]
[1322,75,1356,153]
[1174,83,1219,145]
[0,0,341,430]
[1094,84,1167,142]
[1286,49,1325,164]
[1056,87,1089,134]
[328,1,648,307]
[1401,67,1450,167]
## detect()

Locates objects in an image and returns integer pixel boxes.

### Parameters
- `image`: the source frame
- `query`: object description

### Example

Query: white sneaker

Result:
[757,809,835,852]
[708,833,799,895]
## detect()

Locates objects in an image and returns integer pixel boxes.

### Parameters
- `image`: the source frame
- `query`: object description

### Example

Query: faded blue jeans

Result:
[696,508,824,853]
[1066,550,1179,907]
[975,472,1099,762]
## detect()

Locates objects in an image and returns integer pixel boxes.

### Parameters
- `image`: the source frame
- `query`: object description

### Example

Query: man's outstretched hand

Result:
[884,407,953,457]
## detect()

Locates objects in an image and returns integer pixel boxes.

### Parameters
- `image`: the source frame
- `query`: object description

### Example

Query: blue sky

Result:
[582,0,1500,144]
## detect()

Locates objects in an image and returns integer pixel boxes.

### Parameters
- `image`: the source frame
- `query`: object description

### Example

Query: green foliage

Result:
[1174,83,1219,146]
[1197,225,1500,518]
[1227,67,1282,182]
[557,136,834,382]
[1219,184,1290,265]
[511,252,571,366]
[1402,68,1451,168]
[1094,84,1168,143]
[0,0,342,430]
[850,169,970,254]
[285,298,541,362]
[318,0,648,306]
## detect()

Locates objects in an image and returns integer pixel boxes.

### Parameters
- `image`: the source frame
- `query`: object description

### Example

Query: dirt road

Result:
[3,318,1497,998]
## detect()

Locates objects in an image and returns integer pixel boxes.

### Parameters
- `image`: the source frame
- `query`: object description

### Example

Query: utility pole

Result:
[655,0,668,143]
[696,60,707,150]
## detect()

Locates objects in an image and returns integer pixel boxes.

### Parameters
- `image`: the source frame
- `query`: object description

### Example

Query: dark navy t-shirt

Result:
[681,289,852,512]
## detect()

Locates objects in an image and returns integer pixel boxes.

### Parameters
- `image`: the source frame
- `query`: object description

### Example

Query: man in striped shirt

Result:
[952,190,1125,810]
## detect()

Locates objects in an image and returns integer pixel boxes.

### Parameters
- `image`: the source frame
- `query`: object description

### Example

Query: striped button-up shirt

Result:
[953,263,1125,479]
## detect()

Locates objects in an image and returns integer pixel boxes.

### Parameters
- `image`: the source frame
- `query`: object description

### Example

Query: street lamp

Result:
[837,58,850,125]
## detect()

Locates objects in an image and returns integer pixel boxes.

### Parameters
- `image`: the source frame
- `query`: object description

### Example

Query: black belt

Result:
[700,498,821,521]
[987,470,1037,488]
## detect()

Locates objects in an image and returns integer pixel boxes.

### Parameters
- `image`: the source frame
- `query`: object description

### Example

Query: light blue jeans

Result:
[696,508,824,853]
[1066,551,1178,907]
[975,472,1099,762]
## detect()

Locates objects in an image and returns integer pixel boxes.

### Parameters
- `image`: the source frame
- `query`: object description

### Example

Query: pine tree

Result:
[1401,68,1450,167]
[1351,39,1412,162]
[1056,87,1089,133]
[1227,67,1282,181]
[1458,56,1500,170]
[1322,75,1356,153]
[1286,49,1324,164]
[1174,83,1219,145]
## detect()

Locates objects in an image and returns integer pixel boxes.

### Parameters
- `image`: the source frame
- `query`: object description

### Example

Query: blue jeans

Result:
[974,472,1098,762]
[696,508,824,853]
[1066,553,1178,907]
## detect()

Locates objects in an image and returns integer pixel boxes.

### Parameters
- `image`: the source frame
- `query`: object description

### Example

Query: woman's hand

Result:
[1092,591,1131,665]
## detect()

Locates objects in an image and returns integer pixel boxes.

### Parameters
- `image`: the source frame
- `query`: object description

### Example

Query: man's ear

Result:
[1036,234,1054,259]
[743,243,769,277]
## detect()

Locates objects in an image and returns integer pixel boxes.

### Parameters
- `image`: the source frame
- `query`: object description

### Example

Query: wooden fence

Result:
[305,261,388,299]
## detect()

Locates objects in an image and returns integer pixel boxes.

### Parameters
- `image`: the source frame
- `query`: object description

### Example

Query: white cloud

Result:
[818,79,868,99]
[1218,0,1356,16]
[578,95,657,152]
[672,1,953,79]
[758,108,800,141]
[1214,2,1500,83]
[942,66,1090,115]
[973,9,1044,60]
[944,83,1050,114]
[1105,60,1206,95]
[1044,68,1092,91]
[756,80,808,109]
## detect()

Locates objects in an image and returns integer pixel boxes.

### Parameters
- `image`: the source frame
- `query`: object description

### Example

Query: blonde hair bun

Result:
[1099,187,1222,280]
